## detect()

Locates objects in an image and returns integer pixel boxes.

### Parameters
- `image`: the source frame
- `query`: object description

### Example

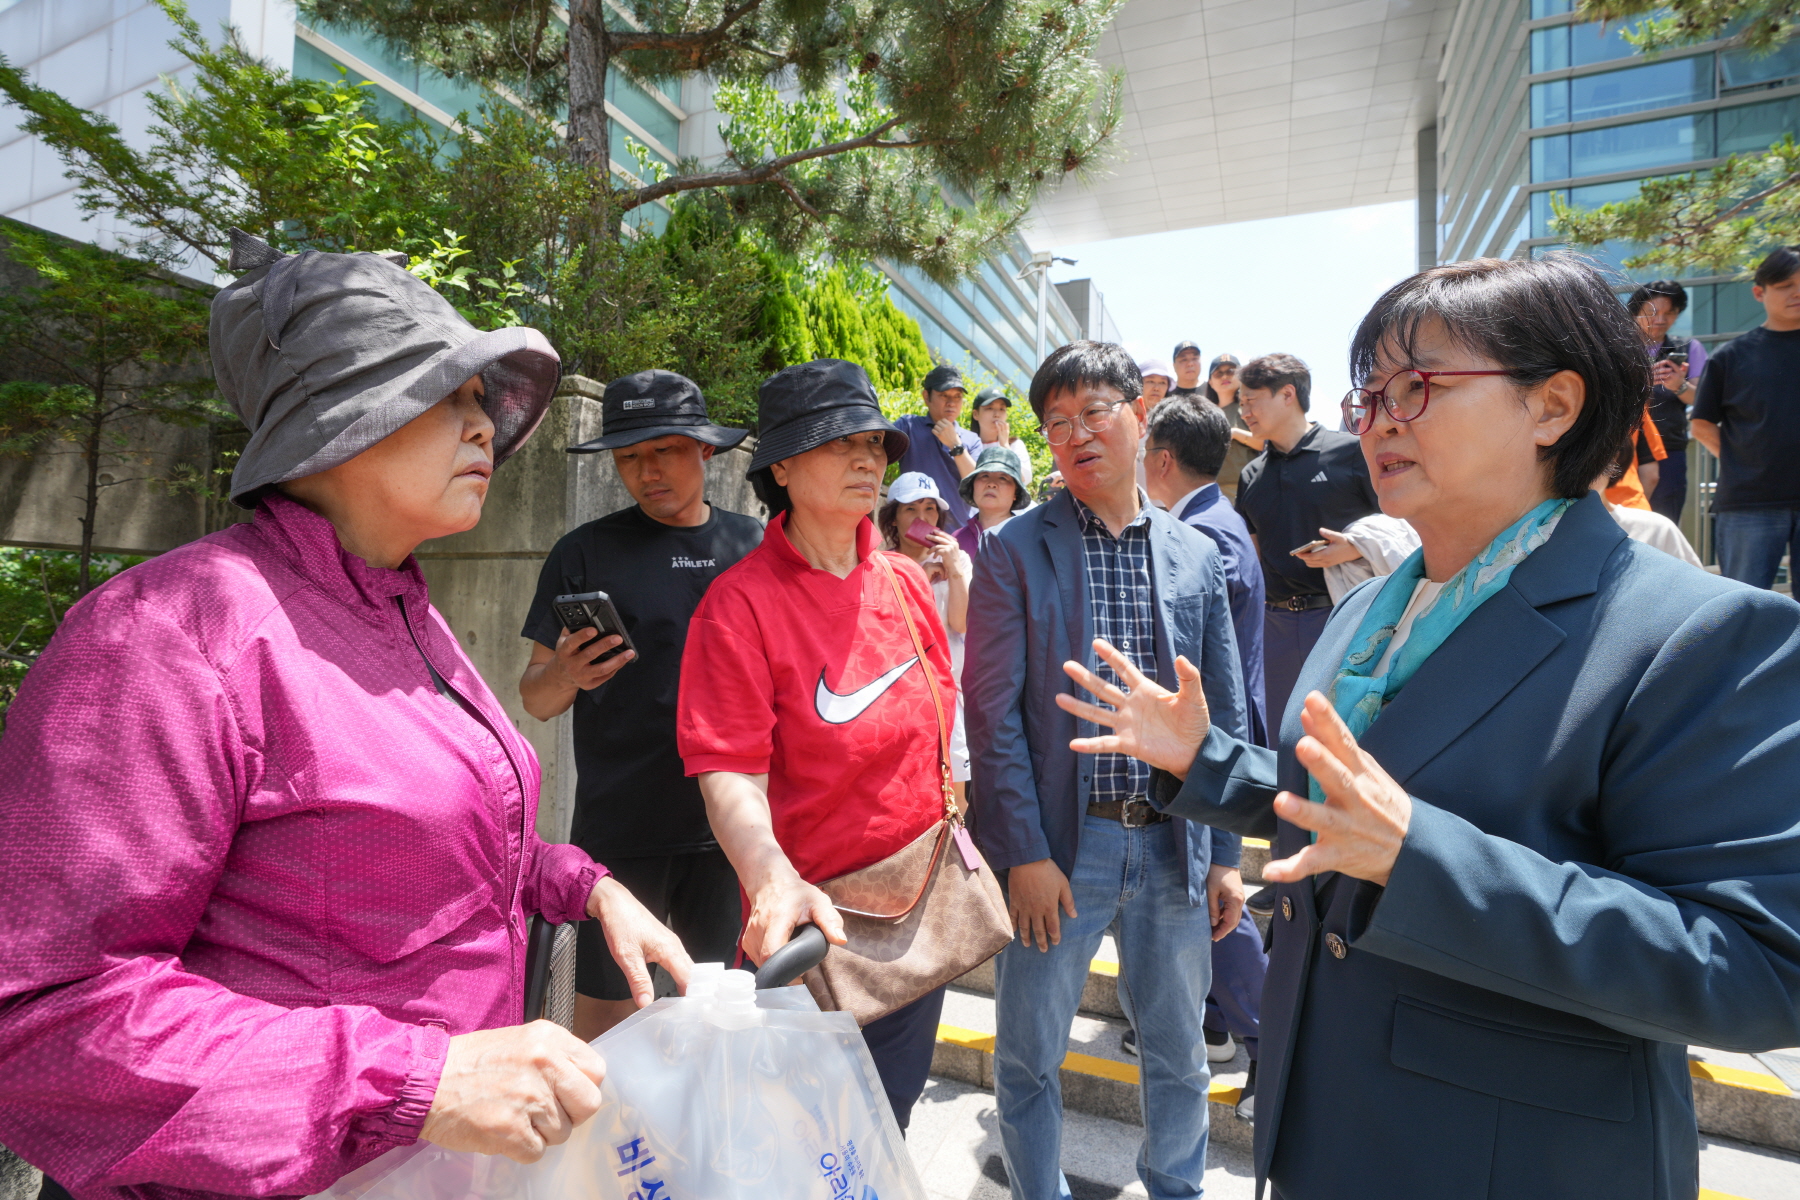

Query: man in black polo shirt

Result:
[1233,353,1380,725]
[519,370,763,1039]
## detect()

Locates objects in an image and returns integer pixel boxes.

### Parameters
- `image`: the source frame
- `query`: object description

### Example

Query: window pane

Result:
[1570,20,1640,67]
[1570,55,1713,122]
[1717,95,1800,157]
[1720,41,1800,91]
[1532,134,1570,181]
[1531,79,1570,127]
[1569,112,1711,177]
[1531,188,1570,237]
[1531,26,1570,73]
[1714,281,1766,334]
[1531,0,1572,15]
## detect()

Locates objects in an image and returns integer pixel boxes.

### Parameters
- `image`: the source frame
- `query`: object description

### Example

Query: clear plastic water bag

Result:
[325,967,926,1200]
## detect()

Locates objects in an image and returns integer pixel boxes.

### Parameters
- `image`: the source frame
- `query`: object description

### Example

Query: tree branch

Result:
[620,116,907,210]
[773,174,823,220]
[606,0,767,60]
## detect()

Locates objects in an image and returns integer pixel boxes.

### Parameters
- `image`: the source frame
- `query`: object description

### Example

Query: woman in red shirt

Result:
[678,359,959,1132]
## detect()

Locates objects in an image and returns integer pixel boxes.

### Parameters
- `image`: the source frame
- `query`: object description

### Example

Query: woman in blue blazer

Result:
[1058,256,1800,1200]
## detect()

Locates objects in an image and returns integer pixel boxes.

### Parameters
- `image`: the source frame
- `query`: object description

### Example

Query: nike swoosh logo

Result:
[815,657,919,724]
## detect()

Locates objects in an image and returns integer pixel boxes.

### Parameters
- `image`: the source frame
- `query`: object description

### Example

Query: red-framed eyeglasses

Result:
[1340,369,1515,435]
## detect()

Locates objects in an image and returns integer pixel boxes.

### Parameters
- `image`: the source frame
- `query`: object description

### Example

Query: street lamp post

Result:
[1022,249,1078,365]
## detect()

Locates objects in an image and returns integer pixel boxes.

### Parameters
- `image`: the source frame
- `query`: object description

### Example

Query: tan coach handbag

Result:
[798,552,1013,1025]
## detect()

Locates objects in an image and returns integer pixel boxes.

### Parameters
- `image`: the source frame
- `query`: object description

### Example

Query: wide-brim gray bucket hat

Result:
[959,444,1029,510]
[747,359,907,472]
[211,228,561,508]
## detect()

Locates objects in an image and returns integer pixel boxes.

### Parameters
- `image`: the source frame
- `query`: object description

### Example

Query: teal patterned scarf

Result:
[1308,496,1575,808]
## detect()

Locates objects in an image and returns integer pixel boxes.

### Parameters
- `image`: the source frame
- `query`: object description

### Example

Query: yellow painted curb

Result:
[1690,1058,1794,1096]
[1244,838,1270,849]
[937,1025,1244,1106]
[1698,1189,1752,1200]
[1090,957,1119,977]
[938,1024,996,1053]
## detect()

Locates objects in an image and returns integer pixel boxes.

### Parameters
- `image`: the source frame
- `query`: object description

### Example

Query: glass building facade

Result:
[295,19,1081,392]
[1430,0,1800,562]
[1433,0,1796,350]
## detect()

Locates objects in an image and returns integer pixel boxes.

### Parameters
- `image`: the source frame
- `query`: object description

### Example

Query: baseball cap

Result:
[888,471,946,506]
[923,365,966,393]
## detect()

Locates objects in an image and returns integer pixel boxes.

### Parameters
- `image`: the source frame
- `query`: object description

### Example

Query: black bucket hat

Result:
[568,369,748,453]
[747,359,908,472]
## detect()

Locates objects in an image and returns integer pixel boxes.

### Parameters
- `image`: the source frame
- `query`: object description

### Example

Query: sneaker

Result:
[1204,1026,1236,1063]
[1245,885,1277,915]
[1235,1059,1258,1122]
[1121,1026,1139,1058]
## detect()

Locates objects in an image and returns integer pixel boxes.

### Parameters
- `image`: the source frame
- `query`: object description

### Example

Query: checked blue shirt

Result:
[1074,494,1157,805]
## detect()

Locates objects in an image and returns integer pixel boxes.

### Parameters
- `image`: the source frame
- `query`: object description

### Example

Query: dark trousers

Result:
[1204,908,1268,1059]
[1716,508,1800,590]
[1650,449,1687,524]
[1263,605,1333,731]
[860,984,946,1133]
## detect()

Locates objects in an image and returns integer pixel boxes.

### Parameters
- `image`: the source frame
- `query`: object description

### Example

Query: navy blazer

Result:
[1155,493,1800,1199]
[966,489,1248,903]
[1178,482,1267,748]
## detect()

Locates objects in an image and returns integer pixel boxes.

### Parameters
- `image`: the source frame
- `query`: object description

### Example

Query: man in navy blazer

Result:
[965,342,1248,1200]
[1144,396,1272,1118]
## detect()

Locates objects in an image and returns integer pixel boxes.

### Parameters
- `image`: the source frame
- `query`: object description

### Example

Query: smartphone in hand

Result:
[905,519,943,547]
[1291,539,1329,557]
[551,591,635,665]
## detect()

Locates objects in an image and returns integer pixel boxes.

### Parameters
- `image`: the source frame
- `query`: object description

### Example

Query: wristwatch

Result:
[948,443,967,456]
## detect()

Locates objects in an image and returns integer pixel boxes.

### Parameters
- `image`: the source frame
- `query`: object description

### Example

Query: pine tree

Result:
[299,0,1124,282]
[1555,2,1800,273]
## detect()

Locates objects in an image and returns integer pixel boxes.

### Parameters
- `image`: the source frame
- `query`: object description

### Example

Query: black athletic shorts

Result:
[577,848,742,1001]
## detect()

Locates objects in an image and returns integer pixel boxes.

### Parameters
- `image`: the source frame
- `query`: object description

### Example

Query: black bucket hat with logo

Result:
[568,369,749,452]
[747,359,908,472]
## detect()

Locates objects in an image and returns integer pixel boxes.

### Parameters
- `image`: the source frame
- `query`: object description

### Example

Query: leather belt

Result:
[1265,594,1332,612]
[1086,798,1169,827]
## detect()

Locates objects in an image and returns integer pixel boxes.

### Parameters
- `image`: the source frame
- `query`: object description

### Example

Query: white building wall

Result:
[0,0,294,254]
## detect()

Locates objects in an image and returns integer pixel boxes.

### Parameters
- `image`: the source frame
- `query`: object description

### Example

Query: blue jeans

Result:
[1715,508,1800,589]
[993,816,1214,1200]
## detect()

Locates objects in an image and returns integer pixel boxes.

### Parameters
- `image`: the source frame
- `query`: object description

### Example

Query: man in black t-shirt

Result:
[1691,245,1800,589]
[1233,353,1380,725]
[520,370,762,1038]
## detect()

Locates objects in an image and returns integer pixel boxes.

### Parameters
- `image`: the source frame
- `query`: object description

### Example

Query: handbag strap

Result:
[872,551,960,825]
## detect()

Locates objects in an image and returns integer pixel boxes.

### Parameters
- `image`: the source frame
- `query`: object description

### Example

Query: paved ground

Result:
[906,1076,1800,1200]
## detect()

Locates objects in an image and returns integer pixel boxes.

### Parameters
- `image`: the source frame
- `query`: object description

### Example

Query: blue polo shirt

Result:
[894,414,981,529]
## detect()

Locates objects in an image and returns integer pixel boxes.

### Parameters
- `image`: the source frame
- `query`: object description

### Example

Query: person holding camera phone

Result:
[519,370,763,1040]
[1628,280,1707,523]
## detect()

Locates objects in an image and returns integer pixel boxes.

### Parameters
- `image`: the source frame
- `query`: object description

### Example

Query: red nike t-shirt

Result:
[678,513,956,886]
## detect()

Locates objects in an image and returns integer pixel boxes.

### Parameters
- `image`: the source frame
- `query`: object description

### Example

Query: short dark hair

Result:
[1755,245,1800,287]
[1147,397,1232,479]
[749,467,789,517]
[1348,254,1647,500]
[1626,279,1688,316]
[1237,353,1312,412]
[1028,341,1142,419]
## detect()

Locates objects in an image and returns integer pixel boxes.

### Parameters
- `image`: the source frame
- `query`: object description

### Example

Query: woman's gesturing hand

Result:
[1264,692,1412,888]
[587,876,695,1007]
[1055,638,1211,779]
[420,1022,606,1162]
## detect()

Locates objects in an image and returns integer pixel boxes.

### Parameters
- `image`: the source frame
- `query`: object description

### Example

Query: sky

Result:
[1046,201,1419,418]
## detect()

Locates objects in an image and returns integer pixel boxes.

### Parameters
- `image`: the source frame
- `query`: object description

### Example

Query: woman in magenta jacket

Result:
[0,232,691,1200]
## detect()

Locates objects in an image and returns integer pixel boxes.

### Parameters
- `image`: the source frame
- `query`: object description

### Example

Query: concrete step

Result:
[935,983,1800,1157]
[929,985,1255,1155]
